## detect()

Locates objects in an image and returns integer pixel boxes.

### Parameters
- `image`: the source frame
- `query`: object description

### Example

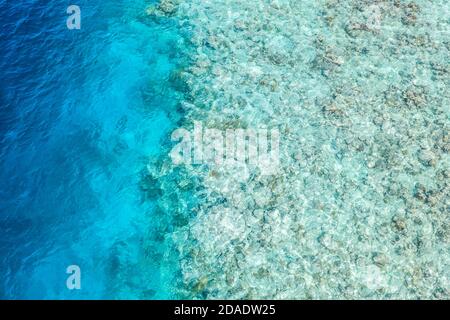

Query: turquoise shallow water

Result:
[0,0,188,298]
[154,0,449,299]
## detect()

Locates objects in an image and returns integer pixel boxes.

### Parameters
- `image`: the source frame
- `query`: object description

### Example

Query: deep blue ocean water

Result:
[0,0,187,299]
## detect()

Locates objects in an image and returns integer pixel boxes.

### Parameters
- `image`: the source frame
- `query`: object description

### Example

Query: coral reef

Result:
[152,0,449,299]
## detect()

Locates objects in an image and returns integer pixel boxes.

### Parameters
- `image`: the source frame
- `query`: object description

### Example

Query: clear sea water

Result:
[1,0,448,300]
[0,0,186,299]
